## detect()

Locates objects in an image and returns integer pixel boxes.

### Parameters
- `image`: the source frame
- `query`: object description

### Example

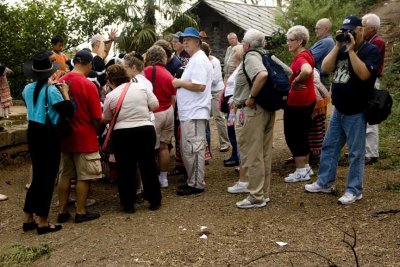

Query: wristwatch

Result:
[249,94,256,99]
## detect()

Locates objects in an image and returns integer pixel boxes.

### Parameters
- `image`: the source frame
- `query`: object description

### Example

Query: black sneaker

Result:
[149,203,161,211]
[57,212,71,223]
[176,184,204,196]
[75,212,100,223]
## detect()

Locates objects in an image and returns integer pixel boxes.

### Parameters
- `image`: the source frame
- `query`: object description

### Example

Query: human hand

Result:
[108,28,118,41]
[345,32,356,52]
[245,97,255,109]
[5,67,13,75]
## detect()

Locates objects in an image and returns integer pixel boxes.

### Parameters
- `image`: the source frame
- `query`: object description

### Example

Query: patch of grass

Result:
[385,180,400,192]
[0,244,51,267]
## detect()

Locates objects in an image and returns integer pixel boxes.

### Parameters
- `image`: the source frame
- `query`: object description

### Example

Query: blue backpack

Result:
[242,50,290,111]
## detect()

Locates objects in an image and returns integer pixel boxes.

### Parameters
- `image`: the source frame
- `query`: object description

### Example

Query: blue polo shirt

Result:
[22,82,64,125]
[310,35,335,76]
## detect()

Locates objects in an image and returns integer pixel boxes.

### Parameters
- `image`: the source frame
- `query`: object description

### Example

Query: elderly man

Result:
[172,27,212,196]
[223,32,240,81]
[362,13,386,165]
[305,16,380,205]
[233,29,275,208]
[310,18,335,89]
[171,31,190,66]
[90,29,117,87]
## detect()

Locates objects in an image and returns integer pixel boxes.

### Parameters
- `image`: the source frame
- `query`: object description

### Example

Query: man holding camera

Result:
[305,16,380,205]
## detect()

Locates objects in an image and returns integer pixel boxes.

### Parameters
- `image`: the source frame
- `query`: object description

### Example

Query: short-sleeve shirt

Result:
[331,42,380,115]
[310,35,335,76]
[210,57,224,92]
[22,83,64,125]
[59,72,102,153]
[234,49,266,105]
[225,64,240,97]
[103,82,158,129]
[144,65,176,113]
[53,52,68,72]
[166,55,182,76]
[177,50,212,121]
[288,49,316,107]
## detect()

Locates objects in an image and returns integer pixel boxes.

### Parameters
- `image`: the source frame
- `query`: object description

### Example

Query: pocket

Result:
[84,152,102,176]
[244,106,258,117]
[183,136,205,155]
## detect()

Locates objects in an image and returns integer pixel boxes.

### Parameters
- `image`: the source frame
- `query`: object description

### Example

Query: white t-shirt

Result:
[210,56,224,92]
[103,82,158,130]
[177,50,212,121]
[225,64,241,97]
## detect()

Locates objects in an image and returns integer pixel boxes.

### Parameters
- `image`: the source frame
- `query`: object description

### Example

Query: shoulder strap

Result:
[242,49,265,86]
[151,65,156,87]
[44,85,49,115]
[101,81,132,151]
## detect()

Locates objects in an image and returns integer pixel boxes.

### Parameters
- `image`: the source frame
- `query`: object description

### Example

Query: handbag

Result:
[45,86,72,138]
[101,82,132,154]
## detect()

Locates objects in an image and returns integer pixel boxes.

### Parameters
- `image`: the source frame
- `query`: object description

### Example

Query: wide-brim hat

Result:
[179,27,201,44]
[340,15,362,30]
[23,52,60,81]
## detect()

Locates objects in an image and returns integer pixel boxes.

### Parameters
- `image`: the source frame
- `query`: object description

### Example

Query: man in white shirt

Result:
[172,27,213,196]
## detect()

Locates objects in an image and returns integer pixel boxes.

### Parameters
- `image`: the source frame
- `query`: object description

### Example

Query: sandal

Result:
[22,222,38,232]
[37,224,62,235]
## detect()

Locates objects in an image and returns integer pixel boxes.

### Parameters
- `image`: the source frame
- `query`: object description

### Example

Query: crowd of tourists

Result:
[1,12,385,235]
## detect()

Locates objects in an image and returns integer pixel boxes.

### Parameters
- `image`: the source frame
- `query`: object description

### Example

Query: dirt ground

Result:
[1,1,400,266]
[1,107,400,266]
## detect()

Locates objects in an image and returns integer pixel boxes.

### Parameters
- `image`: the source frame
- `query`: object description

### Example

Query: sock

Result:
[159,172,167,181]
[238,181,248,185]
[305,164,310,169]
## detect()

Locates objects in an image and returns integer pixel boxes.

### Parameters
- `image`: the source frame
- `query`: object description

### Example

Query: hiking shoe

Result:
[304,182,332,193]
[284,169,311,183]
[338,192,363,205]
[57,212,71,223]
[236,196,269,209]
[227,181,249,194]
[75,212,100,223]
[176,184,204,196]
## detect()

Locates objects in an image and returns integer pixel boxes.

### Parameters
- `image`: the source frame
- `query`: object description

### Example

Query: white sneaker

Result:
[304,182,332,193]
[236,196,269,209]
[338,192,363,205]
[0,194,8,201]
[159,178,168,188]
[227,181,249,194]
[284,169,311,183]
[308,166,314,176]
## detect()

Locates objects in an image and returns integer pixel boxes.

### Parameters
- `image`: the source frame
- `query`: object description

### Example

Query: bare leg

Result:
[58,178,71,214]
[159,143,170,172]
[76,180,90,214]
[294,156,307,169]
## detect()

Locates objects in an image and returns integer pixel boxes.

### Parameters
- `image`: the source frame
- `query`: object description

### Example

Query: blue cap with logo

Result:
[340,15,362,30]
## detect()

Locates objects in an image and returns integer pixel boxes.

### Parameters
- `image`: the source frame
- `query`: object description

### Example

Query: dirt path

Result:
[1,1,400,266]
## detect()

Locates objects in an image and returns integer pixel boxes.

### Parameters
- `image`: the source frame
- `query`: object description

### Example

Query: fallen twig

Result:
[372,209,400,217]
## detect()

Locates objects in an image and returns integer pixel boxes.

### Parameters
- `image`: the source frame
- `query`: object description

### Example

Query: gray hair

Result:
[146,45,167,66]
[287,25,309,46]
[91,34,103,47]
[242,29,265,49]
[362,13,381,29]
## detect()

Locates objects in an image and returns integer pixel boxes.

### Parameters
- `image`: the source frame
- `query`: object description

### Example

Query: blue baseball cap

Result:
[179,27,201,43]
[340,15,362,30]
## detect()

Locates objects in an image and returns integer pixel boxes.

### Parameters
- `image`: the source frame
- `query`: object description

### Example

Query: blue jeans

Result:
[227,125,240,162]
[317,108,366,196]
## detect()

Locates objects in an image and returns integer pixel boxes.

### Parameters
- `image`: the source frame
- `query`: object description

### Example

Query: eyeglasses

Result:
[287,38,297,42]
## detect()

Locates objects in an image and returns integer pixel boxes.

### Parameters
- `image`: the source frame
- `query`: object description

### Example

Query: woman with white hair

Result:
[283,25,316,183]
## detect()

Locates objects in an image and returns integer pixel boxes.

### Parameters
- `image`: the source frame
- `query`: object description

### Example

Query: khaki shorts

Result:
[154,105,174,149]
[59,151,102,181]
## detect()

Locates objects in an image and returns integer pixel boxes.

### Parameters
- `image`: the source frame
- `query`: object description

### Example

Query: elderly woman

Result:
[284,25,316,183]
[22,53,73,234]
[200,42,230,153]
[103,64,161,212]
[144,45,176,188]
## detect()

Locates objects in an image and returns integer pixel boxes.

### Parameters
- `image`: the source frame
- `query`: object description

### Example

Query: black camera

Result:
[335,29,356,42]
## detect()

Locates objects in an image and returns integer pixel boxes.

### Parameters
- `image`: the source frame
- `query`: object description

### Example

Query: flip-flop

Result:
[22,222,38,232]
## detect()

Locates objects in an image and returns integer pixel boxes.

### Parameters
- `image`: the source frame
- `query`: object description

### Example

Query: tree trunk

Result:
[144,0,156,30]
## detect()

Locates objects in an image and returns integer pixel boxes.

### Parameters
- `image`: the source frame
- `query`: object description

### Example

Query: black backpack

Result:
[242,50,290,111]
[365,89,393,125]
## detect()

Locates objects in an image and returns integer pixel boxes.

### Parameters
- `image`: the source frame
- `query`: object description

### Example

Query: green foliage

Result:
[0,243,51,266]
[386,180,400,192]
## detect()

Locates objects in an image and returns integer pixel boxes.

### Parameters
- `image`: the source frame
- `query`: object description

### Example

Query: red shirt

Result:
[367,34,385,77]
[59,72,102,153]
[144,65,176,112]
[287,50,316,107]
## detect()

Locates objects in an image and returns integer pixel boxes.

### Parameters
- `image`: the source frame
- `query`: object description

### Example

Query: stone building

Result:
[187,0,279,61]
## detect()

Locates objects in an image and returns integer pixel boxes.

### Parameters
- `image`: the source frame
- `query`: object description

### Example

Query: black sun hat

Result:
[23,52,60,81]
